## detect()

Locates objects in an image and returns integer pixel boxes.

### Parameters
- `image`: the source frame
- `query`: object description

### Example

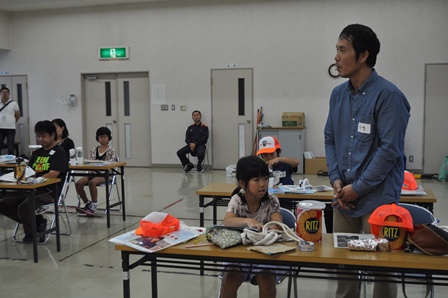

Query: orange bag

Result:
[135,212,180,237]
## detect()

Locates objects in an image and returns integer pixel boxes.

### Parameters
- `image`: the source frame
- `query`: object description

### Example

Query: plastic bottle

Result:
[76,147,84,165]
[69,148,77,165]
[438,156,448,182]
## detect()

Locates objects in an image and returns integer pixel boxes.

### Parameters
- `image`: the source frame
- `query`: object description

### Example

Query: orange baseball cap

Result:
[257,136,281,155]
[135,212,180,237]
[368,204,414,236]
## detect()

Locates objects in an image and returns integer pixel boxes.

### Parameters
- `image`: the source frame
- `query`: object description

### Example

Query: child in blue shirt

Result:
[257,136,299,185]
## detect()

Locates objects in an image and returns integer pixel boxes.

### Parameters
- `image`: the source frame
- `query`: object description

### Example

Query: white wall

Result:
[0,12,11,50]
[0,0,447,169]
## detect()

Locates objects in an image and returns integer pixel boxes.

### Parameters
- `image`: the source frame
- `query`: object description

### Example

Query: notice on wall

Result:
[152,84,166,104]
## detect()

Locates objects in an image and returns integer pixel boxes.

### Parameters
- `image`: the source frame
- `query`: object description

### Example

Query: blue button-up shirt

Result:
[324,70,410,217]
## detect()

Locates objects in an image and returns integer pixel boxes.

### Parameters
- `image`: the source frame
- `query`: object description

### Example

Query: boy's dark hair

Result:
[192,110,201,116]
[35,120,57,141]
[96,126,112,141]
[52,118,69,139]
[339,24,380,68]
[0,87,10,93]
[275,148,282,156]
[232,155,270,199]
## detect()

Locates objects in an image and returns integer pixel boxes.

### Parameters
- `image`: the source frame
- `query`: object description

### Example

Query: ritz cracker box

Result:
[282,112,305,129]
[296,200,326,242]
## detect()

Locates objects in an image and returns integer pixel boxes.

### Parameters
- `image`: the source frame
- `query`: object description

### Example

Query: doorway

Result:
[0,75,30,156]
[82,72,151,167]
[211,69,253,169]
[423,64,448,174]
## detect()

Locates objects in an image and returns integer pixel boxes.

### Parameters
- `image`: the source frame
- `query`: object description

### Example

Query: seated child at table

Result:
[257,136,299,185]
[75,127,117,216]
[219,155,284,298]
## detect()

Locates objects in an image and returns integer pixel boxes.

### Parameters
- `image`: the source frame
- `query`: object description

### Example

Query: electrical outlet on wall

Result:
[161,104,168,111]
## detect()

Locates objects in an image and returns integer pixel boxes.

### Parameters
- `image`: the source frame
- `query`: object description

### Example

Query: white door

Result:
[0,75,30,156]
[82,72,151,166]
[423,64,448,173]
[211,69,253,169]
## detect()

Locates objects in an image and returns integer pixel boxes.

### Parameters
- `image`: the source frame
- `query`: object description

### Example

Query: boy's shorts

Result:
[222,262,288,285]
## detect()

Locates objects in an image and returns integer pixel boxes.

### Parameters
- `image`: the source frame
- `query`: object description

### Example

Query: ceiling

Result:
[0,0,168,12]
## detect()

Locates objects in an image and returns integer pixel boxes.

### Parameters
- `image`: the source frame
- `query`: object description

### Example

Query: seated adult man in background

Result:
[176,110,209,173]
[0,120,68,243]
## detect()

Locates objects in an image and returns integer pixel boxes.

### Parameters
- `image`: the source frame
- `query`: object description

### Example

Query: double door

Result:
[82,72,151,166]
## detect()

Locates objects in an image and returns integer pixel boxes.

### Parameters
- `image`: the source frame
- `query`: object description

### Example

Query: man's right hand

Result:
[189,143,196,151]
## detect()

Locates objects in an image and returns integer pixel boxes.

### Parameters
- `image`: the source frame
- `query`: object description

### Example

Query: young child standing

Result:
[219,155,284,298]
[256,136,299,185]
[76,127,117,216]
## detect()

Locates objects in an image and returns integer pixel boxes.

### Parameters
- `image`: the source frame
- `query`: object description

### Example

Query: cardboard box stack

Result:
[282,112,305,129]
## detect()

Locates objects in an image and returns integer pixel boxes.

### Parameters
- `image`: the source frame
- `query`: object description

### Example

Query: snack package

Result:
[347,238,390,252]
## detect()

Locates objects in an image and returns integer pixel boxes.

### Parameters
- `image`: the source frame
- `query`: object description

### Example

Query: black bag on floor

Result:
[406,224,448,255]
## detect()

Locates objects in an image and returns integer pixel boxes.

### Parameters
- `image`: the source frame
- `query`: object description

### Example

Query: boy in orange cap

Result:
[256,136,299,185]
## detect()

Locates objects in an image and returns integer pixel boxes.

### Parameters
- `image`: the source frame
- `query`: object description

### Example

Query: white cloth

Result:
[0,100,20,129]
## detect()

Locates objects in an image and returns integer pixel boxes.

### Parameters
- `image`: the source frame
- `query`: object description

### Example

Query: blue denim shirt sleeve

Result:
[324,70,411,217]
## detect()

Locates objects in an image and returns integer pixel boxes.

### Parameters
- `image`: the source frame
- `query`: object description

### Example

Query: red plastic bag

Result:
[135,212,180,237]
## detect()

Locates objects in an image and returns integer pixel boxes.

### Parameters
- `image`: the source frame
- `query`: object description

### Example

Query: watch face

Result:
[329,64,339,78]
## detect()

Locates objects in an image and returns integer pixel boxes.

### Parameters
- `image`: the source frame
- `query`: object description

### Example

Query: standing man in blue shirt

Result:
[177,110,209,173]
[324,24,410,298]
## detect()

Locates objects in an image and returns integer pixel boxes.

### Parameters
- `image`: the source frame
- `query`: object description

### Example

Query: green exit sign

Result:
[99,47,129,60]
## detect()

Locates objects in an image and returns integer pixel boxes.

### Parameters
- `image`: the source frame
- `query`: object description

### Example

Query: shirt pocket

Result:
[355,115,376,143]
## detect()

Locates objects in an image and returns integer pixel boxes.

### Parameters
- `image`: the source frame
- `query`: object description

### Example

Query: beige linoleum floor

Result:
[1,167,447,297]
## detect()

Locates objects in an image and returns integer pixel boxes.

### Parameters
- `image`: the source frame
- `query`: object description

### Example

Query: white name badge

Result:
[358,122,371,134]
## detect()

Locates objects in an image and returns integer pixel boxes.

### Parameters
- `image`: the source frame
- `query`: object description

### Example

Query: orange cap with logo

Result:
[256,136,281,155]
[368,203,414,236]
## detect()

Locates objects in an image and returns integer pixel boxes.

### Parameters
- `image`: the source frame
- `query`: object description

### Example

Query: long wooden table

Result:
[69,162,127,228]
[115,233,448,298]
[0,178,61,263]
[196,183,437,232]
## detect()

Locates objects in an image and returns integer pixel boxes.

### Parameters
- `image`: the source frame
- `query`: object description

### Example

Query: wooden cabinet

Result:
[258,128,306,174]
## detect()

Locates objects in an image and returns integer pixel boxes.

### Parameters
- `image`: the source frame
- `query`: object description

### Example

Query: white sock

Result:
[91,202,98,210]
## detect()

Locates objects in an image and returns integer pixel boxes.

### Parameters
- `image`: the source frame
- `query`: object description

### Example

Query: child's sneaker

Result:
[35,205,49,215]
[77,202,97,216]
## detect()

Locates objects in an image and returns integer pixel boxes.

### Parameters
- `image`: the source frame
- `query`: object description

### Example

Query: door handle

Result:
[113,120,117,123]
[246,120,251,124]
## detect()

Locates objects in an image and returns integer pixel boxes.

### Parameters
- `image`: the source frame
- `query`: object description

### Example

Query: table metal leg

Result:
[105,171,110,228]
[213,197,217,225]
[120,166,126,222]
[31,189,38,263]
[199,195,204,227]
[151,257,158,298]
[122,251,131,298]
[54,184,61,252]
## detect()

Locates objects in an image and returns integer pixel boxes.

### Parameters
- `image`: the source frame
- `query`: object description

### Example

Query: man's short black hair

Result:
[0,87,10,93]
[35,120,57,141]
[192,110,201,116]
[339,24,380,68]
